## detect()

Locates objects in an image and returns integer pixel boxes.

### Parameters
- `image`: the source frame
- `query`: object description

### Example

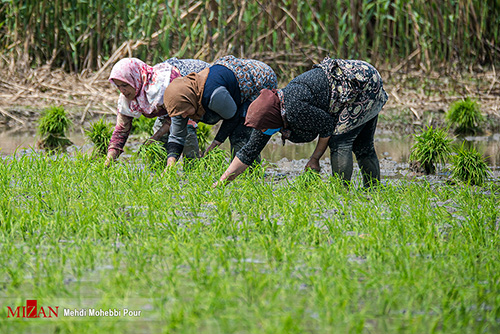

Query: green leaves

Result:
[131,115,155,136]
[137,140,169,171]
[36,106,73,152]
[1,151,499,333]
[38,105,72,137]
[195,122,212,152]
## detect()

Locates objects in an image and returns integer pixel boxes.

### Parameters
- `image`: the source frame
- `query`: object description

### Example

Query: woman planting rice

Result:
[105,57,209,166]
[164,55,277,167]
[215,57,389,187]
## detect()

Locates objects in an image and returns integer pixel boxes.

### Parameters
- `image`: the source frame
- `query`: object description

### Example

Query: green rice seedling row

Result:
[0,152,499,333]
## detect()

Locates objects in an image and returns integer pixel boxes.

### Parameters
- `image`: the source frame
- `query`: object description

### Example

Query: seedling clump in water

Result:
[36,105,73,151]
[409,126,452,174]
[450,143,491,186]
[446,97,484,135]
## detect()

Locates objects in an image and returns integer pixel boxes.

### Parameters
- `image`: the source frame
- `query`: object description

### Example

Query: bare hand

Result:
[166,156,177,167]
[161,157,177,177]
[143,137,158,146]
[104,149,120,168]
[202,140,222,157]
[305,157,321,173]
[212,178,227,188]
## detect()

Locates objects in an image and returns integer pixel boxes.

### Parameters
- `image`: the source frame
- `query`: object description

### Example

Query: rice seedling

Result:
[450,143,491,186]
[409,126,452,174]
[0,151,499,333]
[446,98,485,135]
[196,122,212,152]
[187,147,229,177]
[131,116,155,136]
[36,105,73,151]
[137,140,169,171]
[85,117,114,157]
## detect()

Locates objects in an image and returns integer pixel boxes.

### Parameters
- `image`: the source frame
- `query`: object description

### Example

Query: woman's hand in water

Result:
[202,140,222,157]
[305,157,321,173]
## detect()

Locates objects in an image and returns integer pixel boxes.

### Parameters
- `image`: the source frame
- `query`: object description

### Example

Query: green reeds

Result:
[36,105,73,152]
[446,98,485,135]
[1,1,498,75]
[85,117,114,156]
[409,126,452,174]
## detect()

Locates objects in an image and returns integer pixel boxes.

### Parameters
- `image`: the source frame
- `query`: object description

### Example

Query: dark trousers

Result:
[329,115,380,187]
[202,103,260,163]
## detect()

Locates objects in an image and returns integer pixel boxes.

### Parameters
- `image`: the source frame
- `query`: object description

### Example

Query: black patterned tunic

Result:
[236,58,388,166]
[213,55,278,103]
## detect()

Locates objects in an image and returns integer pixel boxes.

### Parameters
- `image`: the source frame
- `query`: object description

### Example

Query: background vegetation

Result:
[1,0,499,78]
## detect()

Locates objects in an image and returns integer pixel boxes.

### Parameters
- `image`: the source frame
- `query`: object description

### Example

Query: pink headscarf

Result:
[109,58,179,118]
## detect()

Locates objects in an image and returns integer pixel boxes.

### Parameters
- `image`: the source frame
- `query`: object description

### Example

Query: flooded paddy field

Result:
[2,126,500,184]
[1,99,499,334]
[1,120,500,333]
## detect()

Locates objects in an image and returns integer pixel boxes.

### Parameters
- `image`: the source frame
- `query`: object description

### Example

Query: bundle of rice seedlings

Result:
[446,98,484,135]
[196,122,212,152]
[85,118,114,156]
[409,126,452,174]
[36,106,73,151]
[138,140,169,171]
[450,143,491,186]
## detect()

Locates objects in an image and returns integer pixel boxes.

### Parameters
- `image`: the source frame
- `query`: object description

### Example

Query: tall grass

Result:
[1,1,498,76]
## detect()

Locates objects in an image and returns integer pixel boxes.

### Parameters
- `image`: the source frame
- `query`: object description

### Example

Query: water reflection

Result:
[260,134,500,167]
[1,130,499,167]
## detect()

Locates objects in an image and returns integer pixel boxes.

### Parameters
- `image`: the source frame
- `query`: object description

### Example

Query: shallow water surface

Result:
[1,130,499,168]
[261,133,500,167]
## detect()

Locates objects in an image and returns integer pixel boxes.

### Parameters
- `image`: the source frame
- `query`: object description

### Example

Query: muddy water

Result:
[1,130,500,168]
[261,134,500,167]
